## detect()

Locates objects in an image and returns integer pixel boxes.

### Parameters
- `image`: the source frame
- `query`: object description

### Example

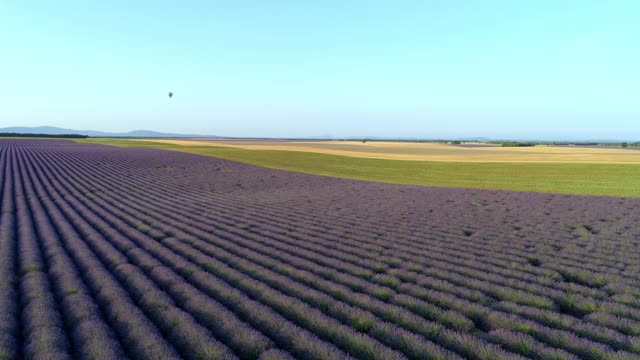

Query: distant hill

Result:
[0,126,218,138]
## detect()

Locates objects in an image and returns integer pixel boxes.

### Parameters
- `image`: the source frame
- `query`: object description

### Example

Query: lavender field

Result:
[2,139,640,360]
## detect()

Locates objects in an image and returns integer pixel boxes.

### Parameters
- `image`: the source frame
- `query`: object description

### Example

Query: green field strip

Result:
[77,138,640,198]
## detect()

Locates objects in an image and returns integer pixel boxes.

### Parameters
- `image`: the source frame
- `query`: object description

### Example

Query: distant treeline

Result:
[338,139,640,147]
[491,141,640,148]
[543,141,640,147]
[499,142,536,147]
[0,133,89,139]
[345,139,481,144]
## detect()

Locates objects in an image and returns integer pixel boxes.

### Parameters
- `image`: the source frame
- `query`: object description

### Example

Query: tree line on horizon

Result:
[0,133,89,139]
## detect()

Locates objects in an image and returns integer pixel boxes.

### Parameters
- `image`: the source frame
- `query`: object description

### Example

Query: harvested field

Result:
[2,139,640,359]
[137,139,640,164]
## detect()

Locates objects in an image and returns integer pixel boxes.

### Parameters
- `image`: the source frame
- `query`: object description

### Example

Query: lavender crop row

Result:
[48,150,636,344]
[1,139,639,359]
[22,143,640,358]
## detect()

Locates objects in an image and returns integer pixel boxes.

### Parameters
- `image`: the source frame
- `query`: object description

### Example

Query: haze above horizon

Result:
[1,1,638,140]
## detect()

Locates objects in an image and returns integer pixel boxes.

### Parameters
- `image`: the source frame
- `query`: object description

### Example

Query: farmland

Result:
[135,139,640,164]
[1,139,640,359]
[79,138,640,198]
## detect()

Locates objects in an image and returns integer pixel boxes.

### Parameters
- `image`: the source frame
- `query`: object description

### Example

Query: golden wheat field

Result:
[138,139,640,164]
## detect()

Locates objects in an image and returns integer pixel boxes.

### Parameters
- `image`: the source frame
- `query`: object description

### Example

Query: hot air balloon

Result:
[168,92,173,98]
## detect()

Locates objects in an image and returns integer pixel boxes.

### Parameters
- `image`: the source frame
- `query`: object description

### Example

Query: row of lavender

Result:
[1,139,639,359]
[43,150,636,358]
[53,148,640,358]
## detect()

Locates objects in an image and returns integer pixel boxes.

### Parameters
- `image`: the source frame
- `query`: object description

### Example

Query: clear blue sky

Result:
[1,1,638,139]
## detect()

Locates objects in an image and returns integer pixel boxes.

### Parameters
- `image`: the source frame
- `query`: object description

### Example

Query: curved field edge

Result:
[76,138,640,198]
